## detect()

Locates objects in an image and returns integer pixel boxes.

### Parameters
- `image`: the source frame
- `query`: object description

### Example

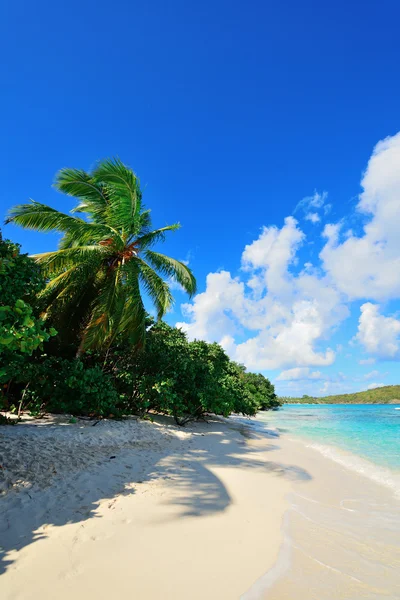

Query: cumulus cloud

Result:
[178,271,245,341]
[356,303,400,359]
[177,217,347,370]
[276,367,325,381]
[320,132,400,300]
[305,212,320,224]
[177,131,400,374]
[358,358,376,365]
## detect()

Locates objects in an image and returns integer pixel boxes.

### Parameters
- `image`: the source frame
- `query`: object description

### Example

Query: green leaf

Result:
[144,251,197,297]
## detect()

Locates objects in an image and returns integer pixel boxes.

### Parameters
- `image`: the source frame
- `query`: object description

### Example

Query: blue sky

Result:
[2,0,400,395]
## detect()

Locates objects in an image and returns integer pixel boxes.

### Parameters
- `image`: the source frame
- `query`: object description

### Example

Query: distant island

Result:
[279,385,400,404]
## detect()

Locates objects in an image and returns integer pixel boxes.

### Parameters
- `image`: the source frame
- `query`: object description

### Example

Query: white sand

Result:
[2,415,399,598]
[0,415,294,599]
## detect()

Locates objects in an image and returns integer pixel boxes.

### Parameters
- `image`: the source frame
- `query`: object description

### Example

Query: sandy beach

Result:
[1,415,399,599]
[0,416,291,599]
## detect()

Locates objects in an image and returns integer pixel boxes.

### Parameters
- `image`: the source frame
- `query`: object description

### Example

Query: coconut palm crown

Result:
[6,158,196,352]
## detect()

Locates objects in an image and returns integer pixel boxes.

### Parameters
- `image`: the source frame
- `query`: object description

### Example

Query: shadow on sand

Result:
[0,415,311,575]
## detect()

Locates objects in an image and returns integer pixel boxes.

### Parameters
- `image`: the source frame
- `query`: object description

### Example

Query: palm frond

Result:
[45,271,103,347]
[6,157,195,353]
[39,266,89,315]
[135,258,174,319]
[80,265,124,351]
[5,201,115,243]
[58,231,83,249]
[116,263,147,345]
[54,168,107,215]
[39,266,80,302]
[33,246,108,275]
[144,250,197,297]
[136,209,152,235]
[38,262,103,340]
[92,158,142,235]
[135,224,180,251]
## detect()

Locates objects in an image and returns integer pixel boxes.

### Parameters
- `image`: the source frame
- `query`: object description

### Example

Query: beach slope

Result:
[0,416,295,600]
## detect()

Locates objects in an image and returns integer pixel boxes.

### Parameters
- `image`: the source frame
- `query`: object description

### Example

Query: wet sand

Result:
[244,435,400,600]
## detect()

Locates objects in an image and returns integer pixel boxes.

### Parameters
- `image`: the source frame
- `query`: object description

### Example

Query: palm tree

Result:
[6,158,196,353]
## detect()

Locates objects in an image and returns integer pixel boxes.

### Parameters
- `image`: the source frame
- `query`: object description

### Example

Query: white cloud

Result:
[177,217,347,371]
[295,190,331,224]
[276,367,325,381]
[367,382,386,390]
[296,190,328,210]
[178,271,245,341]
[319,381,332,395]
[168,279,185,292]
[233,300,336,370]
[320,132,400,301]
[305,212,320,224]
[177,132,400,374]
[358,357,376,365]
[356,303,400,359]
[363,370,381,380]
[241,216,304,297]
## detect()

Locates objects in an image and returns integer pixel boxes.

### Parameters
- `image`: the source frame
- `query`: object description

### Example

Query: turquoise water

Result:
[259,404,400,471]
[251,404,400,598]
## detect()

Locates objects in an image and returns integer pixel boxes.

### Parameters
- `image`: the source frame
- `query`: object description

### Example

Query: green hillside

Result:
[279,385,400,404]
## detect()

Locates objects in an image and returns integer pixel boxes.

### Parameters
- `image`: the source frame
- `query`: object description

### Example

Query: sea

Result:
[258,403,400,494]
[242,404,400,599]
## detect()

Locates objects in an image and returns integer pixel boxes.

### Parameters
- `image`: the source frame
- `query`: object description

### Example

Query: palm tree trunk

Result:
[76,338,85,358]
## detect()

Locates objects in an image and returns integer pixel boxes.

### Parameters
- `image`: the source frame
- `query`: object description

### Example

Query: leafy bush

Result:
[242,372,280,410]
[10,357,121,417]
[0,235,56,386]
[0,300,55,357]
[1,232,278,424]
[0,235,44,304]
[104,321,275,425]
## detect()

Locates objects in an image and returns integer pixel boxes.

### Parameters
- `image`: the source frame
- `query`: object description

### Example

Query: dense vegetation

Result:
[280,386,400,404]
[1,160,279,424]
[0,234,56,390]
[5,158,196,352]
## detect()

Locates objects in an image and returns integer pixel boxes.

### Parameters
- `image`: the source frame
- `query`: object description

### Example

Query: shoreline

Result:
[1,414,399,598]
[246,424,400,599]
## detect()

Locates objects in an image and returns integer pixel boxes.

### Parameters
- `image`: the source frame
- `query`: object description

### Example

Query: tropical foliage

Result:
[103,321,273,425]
[0,235,55,386]
[7,357,120,418]
[1,160,279,424]
[6,159,196,352]
[5,321,279,424]
[242,372,279,410]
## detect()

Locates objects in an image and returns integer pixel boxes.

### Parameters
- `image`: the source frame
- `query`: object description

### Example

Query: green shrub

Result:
[242,372,280,410]
[10,357,121,417]
[0,235,56,386]
[0,235,44,304]
[104,321,273,425]
[0,234,278,423]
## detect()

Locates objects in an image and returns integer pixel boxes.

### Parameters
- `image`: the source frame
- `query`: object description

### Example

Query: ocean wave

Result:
[305,441,400,496]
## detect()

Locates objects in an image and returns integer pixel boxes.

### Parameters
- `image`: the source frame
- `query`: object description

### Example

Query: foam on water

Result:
[304,440,400,496]
[240,405,400,599]
[259,403,400,475]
